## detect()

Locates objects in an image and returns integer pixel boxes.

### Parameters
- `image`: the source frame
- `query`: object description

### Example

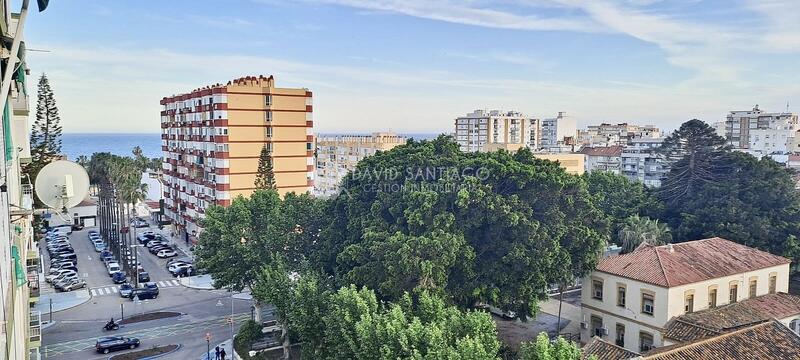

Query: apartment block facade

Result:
[455,110,540,152]
[724,105,799,149]
[1,2,41,358]
[541,112,577,152]
[580,238,791,354]
[579,123,661,147]
[580,146,623,174]
[315,132,406,197]
[160,75,314,236]
[621,138,667,187]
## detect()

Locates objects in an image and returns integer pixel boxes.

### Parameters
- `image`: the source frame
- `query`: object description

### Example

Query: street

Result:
[40,225,263,359]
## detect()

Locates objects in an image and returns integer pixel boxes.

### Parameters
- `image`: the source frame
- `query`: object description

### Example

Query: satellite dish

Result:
[34,160,90,213]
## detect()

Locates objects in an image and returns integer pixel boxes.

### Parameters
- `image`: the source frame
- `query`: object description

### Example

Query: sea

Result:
[61,132,442,161]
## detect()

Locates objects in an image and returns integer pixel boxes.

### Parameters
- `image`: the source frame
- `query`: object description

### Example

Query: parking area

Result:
[40,225,192,300]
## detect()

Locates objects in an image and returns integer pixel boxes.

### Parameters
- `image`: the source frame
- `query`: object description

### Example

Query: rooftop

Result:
[595,237,790,287]
[664,292,800,342]
[579,146,623,157]
[581,337,639,360]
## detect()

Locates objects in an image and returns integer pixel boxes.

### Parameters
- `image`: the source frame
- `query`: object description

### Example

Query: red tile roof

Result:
[596,237,790,287]
[579,146,624,157]
[582,337,640,360]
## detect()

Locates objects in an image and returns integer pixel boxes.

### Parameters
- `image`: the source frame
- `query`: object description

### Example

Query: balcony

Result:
[27,266,39,301]
[29,311,42,348]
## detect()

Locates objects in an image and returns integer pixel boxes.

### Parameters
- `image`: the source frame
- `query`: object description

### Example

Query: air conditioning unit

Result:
[602,327,609,336]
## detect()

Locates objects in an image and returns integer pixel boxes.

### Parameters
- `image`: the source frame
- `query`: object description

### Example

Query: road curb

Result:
[35,290,92,314]
[178,276,215,290]
[107,343,182,360]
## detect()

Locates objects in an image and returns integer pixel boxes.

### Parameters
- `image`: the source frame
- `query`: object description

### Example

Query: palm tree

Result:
[618,215,672,253]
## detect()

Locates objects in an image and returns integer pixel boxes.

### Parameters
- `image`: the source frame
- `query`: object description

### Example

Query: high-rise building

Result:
[315,132,406,197]
[579,123,661,147]
[724,105,798,149]
[621,137,667,187]
[160,75,314,237]
[580,146,623,174]
[454,110,540,152]
[541,112,577,152]
[1,1,44,358]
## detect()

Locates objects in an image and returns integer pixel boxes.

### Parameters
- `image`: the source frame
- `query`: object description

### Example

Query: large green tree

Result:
[582,171,660,244]
[658,119,728,204]
[518,332,590,360]
[255,145,276,190]
[320,136,610,319]
[26,74,63,195]
[618,215,672,253]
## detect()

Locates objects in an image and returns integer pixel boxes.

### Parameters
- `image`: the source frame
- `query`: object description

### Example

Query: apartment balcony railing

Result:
[29,311,42,348]
[27,266,40,301]
[28,348,41,360]
[21,183,34,211]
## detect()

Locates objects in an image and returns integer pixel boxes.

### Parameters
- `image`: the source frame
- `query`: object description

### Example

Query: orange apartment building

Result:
[160,75,314,237]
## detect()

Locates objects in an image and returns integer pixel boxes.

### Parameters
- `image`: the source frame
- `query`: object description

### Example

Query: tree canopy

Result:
[26,74,63,199]
[518,332,590,360]
[255,145,276,190]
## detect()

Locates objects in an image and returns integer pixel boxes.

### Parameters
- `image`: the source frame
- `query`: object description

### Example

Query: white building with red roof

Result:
[579,237,791,354]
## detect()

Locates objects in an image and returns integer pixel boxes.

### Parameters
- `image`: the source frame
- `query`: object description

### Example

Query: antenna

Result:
[34,160,90,217]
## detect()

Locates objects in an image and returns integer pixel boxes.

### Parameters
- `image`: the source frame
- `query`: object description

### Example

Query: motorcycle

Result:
[103,321,119,331]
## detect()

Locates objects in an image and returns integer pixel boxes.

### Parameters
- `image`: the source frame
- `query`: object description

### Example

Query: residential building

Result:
[621,137,667,187]
[789,129,800,154]
[583,319,800,360]
[724,105,798,149]
[579,123,661,147]
[579,146,623,174]
[580,237,791,354]
[749,128,797,156]
[44,197,98,228]
[454,110,540,152]
[160,75,314,237]
[541,112,577,152]
[1,1,43,358]
[314,132,406,197]
[532,153,585,175]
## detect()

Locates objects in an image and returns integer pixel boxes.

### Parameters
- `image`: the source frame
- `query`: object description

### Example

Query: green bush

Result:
[234,320,264,360]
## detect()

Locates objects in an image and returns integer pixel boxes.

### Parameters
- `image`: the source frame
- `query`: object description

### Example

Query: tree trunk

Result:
[253,299,262,323]
[281,321,290,360]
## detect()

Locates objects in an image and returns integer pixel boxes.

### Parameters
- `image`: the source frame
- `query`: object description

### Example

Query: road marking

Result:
[110,287,117,293]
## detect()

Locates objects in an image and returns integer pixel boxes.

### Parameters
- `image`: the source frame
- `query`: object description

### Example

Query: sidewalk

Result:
[33,289,91,314]
[179,274,215,290]
[201,339,233,360]
[538,296,582,335]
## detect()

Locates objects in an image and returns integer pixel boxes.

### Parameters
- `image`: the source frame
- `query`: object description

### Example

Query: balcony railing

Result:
[27,266,40,300]
[29,311,42,347]
[21,183,33,211]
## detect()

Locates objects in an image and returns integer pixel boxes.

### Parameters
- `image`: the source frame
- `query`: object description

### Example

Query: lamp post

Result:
[205,333,211,360]
[130,244,142,288]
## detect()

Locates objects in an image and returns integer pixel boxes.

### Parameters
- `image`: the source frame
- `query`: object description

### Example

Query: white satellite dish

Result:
[34,160,90,213]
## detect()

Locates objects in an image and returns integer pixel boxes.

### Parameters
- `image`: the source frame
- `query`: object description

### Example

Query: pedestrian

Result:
[220,348,227,360]
[214,345,220,360]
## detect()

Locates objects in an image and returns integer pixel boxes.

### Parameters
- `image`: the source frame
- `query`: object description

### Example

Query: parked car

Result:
[52,273,80,288]
[71,223,84,231]
[137,271,150,283]
[50,260,76,269]
[144,240,166,249]
[129,286,158,300]
[57,278,86,292]
[107,262,121,276]
[50,263,77,273]
[46,269,76,283]
[149,245,170,255]
[56,253,78,263]
[111,272,127,284]
[95,336,140,354]
[169,263,194,277]
[156,249,177,258]
[93,243,105,252]
[118,283,134,298]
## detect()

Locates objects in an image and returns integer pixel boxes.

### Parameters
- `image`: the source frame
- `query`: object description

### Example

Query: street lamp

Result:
[130,244,142,287]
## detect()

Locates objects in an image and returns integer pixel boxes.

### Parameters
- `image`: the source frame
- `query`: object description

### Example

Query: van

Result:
[51,226,72,236]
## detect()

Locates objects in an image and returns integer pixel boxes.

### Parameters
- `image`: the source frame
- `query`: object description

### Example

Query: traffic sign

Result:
[226,317,233,325]
[205,332,211,341]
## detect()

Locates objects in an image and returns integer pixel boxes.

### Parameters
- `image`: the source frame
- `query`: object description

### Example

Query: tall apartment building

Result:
[621,137,667,187]
[724,105,799,149]
[580,146,623,174]
[541,112,577,152]
[315,132,406,197]
[580,237,792,354]
[160,75,314,237]
[454,110,540,152]
[579,123,661,147]
[1,1,43,358]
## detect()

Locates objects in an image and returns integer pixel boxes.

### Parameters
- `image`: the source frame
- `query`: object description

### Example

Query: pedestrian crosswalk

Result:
[89,279,182,297]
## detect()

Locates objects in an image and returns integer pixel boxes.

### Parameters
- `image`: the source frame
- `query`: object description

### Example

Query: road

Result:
[41,225,264,360]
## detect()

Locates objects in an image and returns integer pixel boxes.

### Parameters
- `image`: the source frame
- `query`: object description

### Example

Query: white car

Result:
[46,269,76,283]
[107,262,121,276]
[48,270,78,284]
[156,249,177,258]
[168,263,192,275]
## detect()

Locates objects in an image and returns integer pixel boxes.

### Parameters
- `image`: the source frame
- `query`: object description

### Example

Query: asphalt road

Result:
[41,226,262,360]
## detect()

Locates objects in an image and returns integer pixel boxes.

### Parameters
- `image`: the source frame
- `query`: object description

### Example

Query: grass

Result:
[119,311,181,325]
[109,344,179,360]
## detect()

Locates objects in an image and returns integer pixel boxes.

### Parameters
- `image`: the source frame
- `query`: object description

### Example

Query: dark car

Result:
[111,272,127,284]
[56,253,78,263]
[95,336,140,354]
[130,285,158,300]
[137,271,150,283]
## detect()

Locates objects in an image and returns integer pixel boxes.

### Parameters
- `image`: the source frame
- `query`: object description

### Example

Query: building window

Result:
[684,293,694,313]
[617,285,626,307]
[641,293,654,315]
[615,323,625,347]
[709,288,718,308]
[265,111,272,122]
[769,273,777,294]
[307,142,312,151]
[749,279,757,299]
[639,332,654,352]
[266,127,273,138]
[265,95,272,106]
[591,315,604,337]
[729,283,738,303]
[592,279,604,301]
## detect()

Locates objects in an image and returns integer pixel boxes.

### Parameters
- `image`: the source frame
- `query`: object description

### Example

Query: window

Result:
[615,323,625,347]
[265,111,272,121]
[749,279,757,299]
[684,293,694,314]
[639,332,654,352]
[266,127,273,138]
[265,95,272,106]
[769,274,777,294]
[592,279,604,301]
[307,142,312,151]
[729,283,738,303]
[591,315,604,337]
[641,293,654,315]
[708,288,718,308]
[617,285,626,307]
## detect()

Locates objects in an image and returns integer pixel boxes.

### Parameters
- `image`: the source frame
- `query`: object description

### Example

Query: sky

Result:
[18,0,800,134]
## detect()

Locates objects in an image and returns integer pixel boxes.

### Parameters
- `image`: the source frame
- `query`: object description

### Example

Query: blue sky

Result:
[19,0,800,133]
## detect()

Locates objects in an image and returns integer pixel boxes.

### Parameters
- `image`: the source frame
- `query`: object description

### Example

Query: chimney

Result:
[667,243,674,253]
